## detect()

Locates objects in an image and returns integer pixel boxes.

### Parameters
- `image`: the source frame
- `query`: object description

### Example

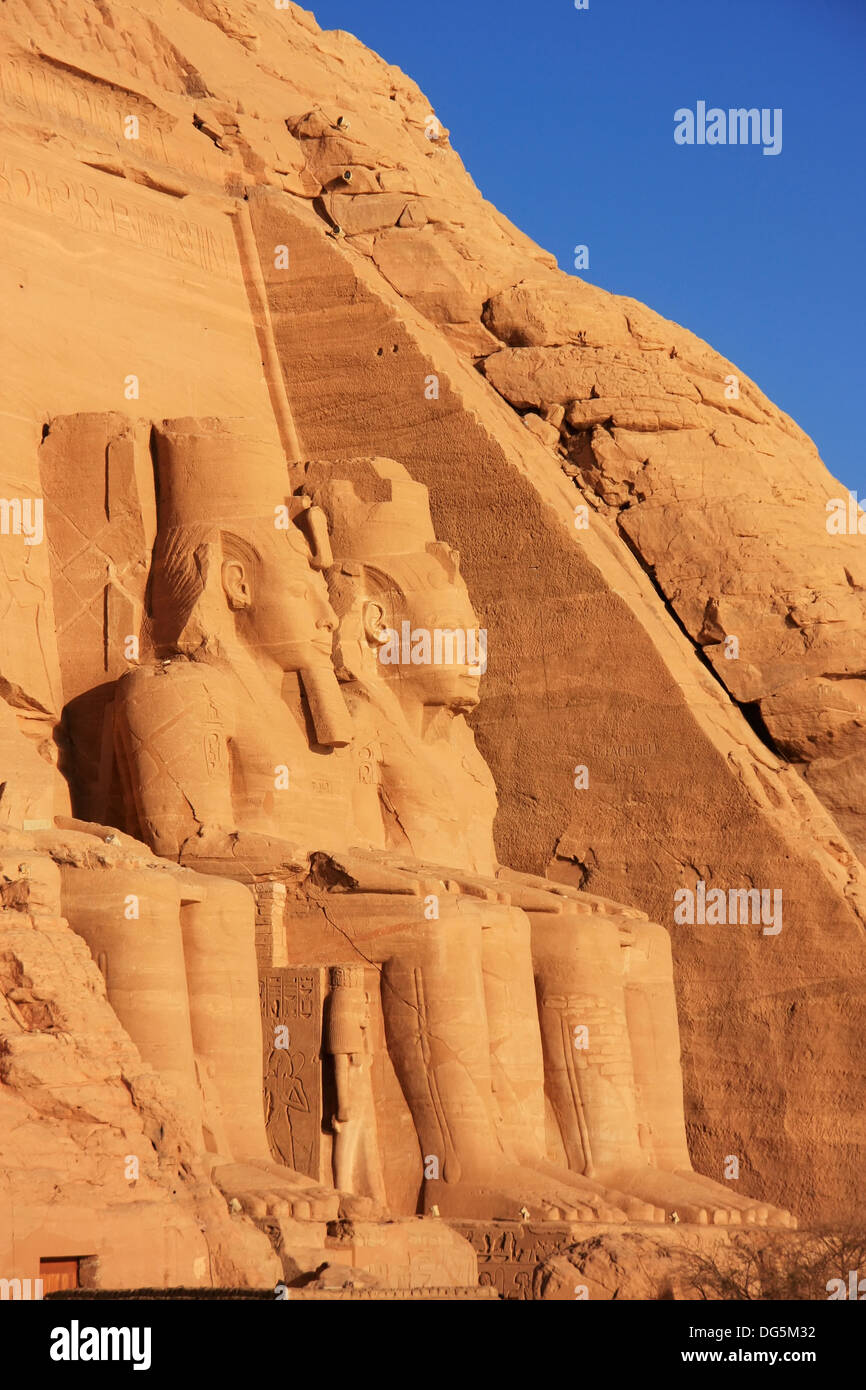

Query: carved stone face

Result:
[369,559,484,713]
[224,527,338,673]
[414,576,481,712]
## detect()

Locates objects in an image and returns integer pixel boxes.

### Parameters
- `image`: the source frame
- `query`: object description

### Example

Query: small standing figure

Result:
[327,965,386,1205]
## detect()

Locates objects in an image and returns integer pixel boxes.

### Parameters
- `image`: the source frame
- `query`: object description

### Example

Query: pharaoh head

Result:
[302,458,485,716]
[147,418,352,747]
[149,418,337,674]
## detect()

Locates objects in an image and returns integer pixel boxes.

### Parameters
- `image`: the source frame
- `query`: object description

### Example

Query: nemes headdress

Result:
[152,416,330,553]
[300,455,459,581]
[148,418,350,746]
[299,457,466,678]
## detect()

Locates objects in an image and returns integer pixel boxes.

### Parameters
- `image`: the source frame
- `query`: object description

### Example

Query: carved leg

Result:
[478,904,547,1155]
[185,880,379,1220]
[331,1055,362,1191]
[529,913,794,1227]
[531,911,645,1173]
[61,863,360,1222]
[374,907,631,1221]
[376,910,501,1189]
[622,918,692,1170]
[530,909,748,1221]
[481,903,639,1221]
[179,874,272,1164]
[528,910,668,1220]
[59,864,204,1140]
[622,920,793,1228]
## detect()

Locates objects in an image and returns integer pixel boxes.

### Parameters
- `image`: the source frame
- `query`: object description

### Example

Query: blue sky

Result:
[310,0,865,495]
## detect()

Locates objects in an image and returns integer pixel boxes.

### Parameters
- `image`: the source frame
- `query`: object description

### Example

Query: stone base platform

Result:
[447,1219,767,1300]
[274,1215,481,1294]
[284,1286,499,1300]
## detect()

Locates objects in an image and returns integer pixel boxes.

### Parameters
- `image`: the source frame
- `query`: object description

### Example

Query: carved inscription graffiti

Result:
[0,145,235,274]
[260,967,325,1180]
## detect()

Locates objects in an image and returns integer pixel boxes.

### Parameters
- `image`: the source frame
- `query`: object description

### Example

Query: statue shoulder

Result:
[116,660,235,731]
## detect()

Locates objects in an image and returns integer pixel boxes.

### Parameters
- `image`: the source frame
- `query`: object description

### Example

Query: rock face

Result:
[0,0,863,1297]
[0,831,280,1291]
[479,278,866,861]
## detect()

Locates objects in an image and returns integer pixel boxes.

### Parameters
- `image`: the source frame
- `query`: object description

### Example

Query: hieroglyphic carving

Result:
[451,1221,577,1300]
[284,1286,498,1300]
[0,141,235,274]
[0,57,175,162]
[260,967,326,1181]
[0,55,223,189]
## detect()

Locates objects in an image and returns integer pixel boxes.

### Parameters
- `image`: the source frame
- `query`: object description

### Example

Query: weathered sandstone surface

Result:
[0,0,864,1297]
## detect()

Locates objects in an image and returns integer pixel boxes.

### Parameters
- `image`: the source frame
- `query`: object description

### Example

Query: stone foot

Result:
[596,1167,720,1224]
[211,1161,382,1222]
[242,1159,387,1218]
[674,1169,795,1228]
[530,1160,665,1223]
[601,1166,783,1226]
[423,1163,633,1222]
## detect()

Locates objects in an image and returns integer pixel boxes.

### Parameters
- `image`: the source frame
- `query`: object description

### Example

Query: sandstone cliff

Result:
[0,0,863,1246]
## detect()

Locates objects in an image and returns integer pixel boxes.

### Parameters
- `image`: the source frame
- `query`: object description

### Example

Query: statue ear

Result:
[362,599,388,647]
[221,557,252,611]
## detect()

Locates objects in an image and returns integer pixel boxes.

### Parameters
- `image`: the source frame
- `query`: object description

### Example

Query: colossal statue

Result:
[0,454,353,1228]
[303,456,793,1229]
[56,825,357,1222]
[0,718,351,1226]
[111,419,790,1227]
